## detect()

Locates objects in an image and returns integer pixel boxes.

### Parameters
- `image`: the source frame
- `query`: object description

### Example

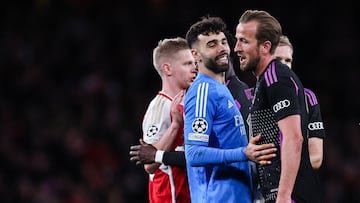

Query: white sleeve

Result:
[142,95,171,144]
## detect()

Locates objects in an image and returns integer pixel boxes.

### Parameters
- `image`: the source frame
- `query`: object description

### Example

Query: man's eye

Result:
[208,43,215,47]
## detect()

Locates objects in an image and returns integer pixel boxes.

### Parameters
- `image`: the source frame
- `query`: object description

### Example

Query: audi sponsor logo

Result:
[273,99,290,113]
[308,122,324,130]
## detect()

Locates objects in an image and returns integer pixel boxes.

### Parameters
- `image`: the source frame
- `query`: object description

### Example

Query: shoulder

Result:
[145,94,171,116]
[149,93,171,107]
[187,76,223,98]
[304,88,319,106]
[227,76,249,89]
[304,88,318,96]
[266,60,305,91]
[261,60,291,86]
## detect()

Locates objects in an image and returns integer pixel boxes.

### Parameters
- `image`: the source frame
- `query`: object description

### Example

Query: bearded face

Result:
[202,54,229,74]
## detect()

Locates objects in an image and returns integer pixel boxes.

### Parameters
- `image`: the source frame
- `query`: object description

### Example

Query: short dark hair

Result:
[186,16,227,48]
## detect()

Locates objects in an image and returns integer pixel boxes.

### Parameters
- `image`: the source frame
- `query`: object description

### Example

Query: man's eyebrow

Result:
[206,39,218,45]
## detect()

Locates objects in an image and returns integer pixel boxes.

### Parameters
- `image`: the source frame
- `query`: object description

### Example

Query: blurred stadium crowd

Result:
[0,1,358,202]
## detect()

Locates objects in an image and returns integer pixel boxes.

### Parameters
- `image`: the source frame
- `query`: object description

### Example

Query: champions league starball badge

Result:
[191,118,208,133]
[146,125,159,137]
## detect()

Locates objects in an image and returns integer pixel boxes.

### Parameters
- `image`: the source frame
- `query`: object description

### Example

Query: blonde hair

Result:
[279,35,293,51]
[152,37,189,76]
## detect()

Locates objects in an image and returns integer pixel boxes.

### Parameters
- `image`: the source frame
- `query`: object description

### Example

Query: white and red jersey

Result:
[142,91,190,203]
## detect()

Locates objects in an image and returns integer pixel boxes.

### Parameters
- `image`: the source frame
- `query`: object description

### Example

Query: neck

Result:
[199,66,225,84]
[254,55,275,77]
[161,78,182,98]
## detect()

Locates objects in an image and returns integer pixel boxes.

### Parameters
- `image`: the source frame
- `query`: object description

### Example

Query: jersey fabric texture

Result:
[225,75,259,200]
[304,88,326,139]
[142,91,190,203]
[225,75,253,137]
[184,73,252,203]
[250,59,321,203]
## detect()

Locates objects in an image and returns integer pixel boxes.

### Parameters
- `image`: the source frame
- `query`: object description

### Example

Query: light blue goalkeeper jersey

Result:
[184,73,252,203]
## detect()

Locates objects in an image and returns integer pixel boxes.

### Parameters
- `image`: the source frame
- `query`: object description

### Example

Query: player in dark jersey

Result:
[274,35,326,170]
[224,30,254,139]
[131,16,277,203]
[183,15,260,203]
[225,62,253,136]
[235,10,322,203]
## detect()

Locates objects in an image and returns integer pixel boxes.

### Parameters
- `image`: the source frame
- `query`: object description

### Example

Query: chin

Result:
[239,64,246,71]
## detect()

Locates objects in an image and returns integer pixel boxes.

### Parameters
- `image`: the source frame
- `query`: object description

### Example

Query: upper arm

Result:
[278,115,303,143]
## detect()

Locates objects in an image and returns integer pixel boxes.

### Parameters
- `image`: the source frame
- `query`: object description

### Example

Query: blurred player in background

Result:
[274,35,326,170]
[141,37,197,203]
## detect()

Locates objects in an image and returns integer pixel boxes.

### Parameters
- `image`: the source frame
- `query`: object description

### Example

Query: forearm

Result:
[277,136,302,198]
[308,137,323,169]
[161,151,186,168]
[277,115,303,200]
[153,122,181,150]
[185,144,247,166]
[145,122,180,173]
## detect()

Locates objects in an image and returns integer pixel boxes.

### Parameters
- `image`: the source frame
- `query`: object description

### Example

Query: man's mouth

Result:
[216,54,228,64]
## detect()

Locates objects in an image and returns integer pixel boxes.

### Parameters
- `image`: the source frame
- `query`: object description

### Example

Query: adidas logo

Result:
[228,100,233,108]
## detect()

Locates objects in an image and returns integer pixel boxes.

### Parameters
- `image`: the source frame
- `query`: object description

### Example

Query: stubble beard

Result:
[204,58,229,74]
[240,55,260,74]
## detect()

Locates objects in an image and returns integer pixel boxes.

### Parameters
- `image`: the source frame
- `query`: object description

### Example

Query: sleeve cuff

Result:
[155,150,165,163]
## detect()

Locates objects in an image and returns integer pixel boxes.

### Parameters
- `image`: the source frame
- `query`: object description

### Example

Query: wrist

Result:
[241,147,248,161]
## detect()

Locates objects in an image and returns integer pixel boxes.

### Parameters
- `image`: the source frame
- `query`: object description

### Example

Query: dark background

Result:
[0,0,359,202]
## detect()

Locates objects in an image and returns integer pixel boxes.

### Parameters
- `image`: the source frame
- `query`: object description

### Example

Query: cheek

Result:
[175,68,190,79]
[225,46,231,53]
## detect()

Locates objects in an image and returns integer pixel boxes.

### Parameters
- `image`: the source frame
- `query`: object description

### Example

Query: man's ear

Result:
[191,49,202,63]
[261,41,272,54]
[162,63,172,76]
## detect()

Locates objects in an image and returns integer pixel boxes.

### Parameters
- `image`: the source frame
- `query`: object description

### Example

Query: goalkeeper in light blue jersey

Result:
[184,16,277,203]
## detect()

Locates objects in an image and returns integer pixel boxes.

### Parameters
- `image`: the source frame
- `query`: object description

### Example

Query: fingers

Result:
[130,155,139,162]
[257,143,276,150]
[173,90,184,104]
[249,133,261,144]
[257,146,277,155]
[129,149,138,156]
[129,151,140,162]
[256,148,277,158]
[258,153,276,160]
[172,91,184,112]
[130,139,149,165]
[258,160,272,165]
[247,133,278,165]
[130,142,140,162]
[130,145,141,150]
[256,148,277,165]
[174,90,185,99]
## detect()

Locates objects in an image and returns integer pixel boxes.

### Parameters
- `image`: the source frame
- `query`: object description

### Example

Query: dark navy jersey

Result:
[304,88,326,139]
[225,76,253,138]
[250,59,321,203]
